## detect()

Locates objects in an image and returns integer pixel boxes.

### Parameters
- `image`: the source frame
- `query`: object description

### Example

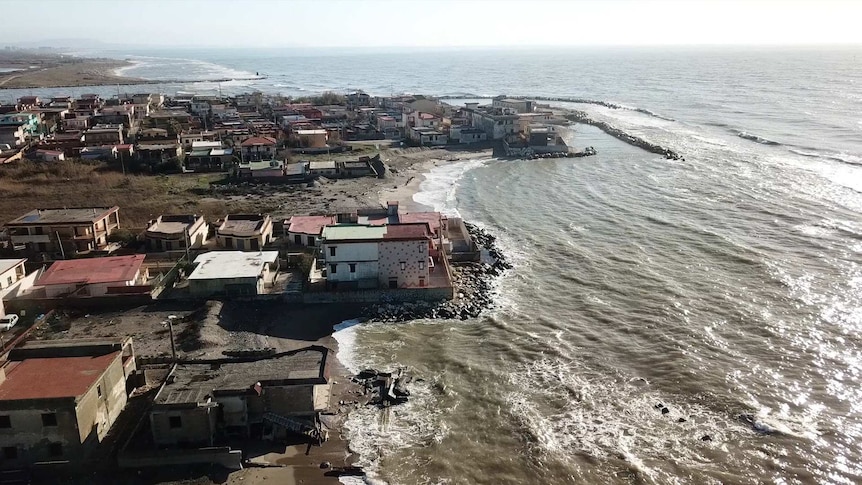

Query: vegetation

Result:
[294,91,346,106]
[0,160,258,228]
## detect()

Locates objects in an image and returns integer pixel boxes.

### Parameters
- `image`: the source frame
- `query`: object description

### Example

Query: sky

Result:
[1,0,860,49]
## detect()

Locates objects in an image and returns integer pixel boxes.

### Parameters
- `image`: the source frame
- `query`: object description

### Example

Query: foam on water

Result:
[412,158,490,217]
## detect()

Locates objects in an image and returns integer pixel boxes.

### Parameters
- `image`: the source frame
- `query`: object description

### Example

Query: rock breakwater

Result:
[564,111,683,160]
[364,222,512,322]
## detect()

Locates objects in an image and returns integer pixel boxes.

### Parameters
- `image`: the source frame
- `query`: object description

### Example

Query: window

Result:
[0,416,10,429]
[329,246,337,257]
[388,278,398,289]
[400,262,406,271]
[307,236,315,246]
[419,277,426,287]
[294,235,302,245]
[419,261,425,270]
[169,416,183,429]
[2,447,17,459]
[251,239,259,250]
[97,385,102,398]
[41,413,57,427]
[330,264,337,274]
[48,442,62,457]
[349,263,356,273]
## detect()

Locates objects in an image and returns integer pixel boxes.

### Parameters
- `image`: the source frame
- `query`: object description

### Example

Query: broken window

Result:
[41,413,57,427]
[97,385,102,398]
[169,416,182,429]
[48,443,62,457]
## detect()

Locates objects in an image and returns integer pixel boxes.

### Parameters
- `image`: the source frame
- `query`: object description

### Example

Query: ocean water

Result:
[4,46,862,484]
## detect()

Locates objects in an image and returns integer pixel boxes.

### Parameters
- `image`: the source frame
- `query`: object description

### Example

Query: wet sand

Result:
[0,59,144,89]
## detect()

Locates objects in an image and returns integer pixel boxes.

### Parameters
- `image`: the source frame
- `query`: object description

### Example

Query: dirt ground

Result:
[0,147,491,230]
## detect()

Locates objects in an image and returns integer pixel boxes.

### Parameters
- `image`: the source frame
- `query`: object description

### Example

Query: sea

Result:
[3,46,862,484]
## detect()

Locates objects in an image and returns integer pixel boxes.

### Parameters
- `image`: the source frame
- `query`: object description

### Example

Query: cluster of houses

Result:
[0,199,477,474]
[0,92,571,167]
[0,200,465,314]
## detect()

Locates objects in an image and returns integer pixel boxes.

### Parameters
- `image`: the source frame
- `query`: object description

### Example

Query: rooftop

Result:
[240,136,277,147]
[296,129,326,135]
[147,214,202,236]
[6,207,119,226]
[384,222,431,240]
[189,250,278,280]
[154,346,328,407]
[37,254,145,287]
[239,160,284,171]
[219,214,270,235]
[0,258,26,276]
[309,161,336,170]
[0,351,120,401]
[322,224,387,242]
[288,215,337,236]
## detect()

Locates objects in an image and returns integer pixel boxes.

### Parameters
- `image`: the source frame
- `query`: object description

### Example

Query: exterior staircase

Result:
[262,412,322,442]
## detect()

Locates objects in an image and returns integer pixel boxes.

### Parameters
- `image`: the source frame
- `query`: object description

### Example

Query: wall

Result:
[304,286,453,304]
[189,276,259,298]
[118,447,242,470]
[73,354,128,445]
[262,386,316,416]
[378,240,430,288]
[0,402,84,469]
[150,407,214,447]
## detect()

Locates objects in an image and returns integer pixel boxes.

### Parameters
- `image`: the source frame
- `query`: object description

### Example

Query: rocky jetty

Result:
[564,111,683,160]
[352,368,413,406]
[364,222,512,322]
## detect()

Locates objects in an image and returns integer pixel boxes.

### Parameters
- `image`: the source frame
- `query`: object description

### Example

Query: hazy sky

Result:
[1,0,860,48]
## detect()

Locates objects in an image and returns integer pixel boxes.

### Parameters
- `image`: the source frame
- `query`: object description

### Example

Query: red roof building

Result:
[36,254,148,298]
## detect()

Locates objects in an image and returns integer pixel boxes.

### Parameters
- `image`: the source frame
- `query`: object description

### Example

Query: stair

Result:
[263,412,321,441]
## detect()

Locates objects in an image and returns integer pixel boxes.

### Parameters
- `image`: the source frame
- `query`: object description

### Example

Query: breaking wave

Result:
[737,131,780,145]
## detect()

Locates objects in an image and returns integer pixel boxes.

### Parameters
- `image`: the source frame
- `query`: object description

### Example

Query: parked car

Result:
[0,314,19,331]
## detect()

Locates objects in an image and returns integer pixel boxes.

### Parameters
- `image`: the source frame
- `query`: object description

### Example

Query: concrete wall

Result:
[304,286,453,304]
[150,407,214,447]
[262,386,316,416]
[378,240,430,288]
[189,276,261,298]
[0,352,129,469]
[324,241,379,284]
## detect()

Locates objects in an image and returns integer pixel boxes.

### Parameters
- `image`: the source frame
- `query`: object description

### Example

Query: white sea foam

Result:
[412,158,490,217]
[333,318,363,374]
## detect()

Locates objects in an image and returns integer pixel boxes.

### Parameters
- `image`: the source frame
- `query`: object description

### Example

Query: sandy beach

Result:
[0,58,144,89]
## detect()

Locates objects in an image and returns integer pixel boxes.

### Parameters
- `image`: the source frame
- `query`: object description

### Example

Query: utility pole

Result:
[183,226,191,263]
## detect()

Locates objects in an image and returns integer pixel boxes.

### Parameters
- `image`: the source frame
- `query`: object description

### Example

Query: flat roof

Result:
[6,207,118,226]
[0,258,26,276]
[147,214,200,236]
[239,160,283,171]
[37,254,145,287]
[309,161,336,170]
[322,224,386,241]
[154,346,328,406]
[383,223,431,240]
[189,250,278,280]
[0,351,120,401]
[288,215,336,236]
[296,129,326,135]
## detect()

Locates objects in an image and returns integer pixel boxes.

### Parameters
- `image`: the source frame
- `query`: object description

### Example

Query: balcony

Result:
[9,234,51,244]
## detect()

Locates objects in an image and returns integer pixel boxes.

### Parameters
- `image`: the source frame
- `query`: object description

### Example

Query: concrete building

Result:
[187,250,279,297]
[320,223,433,290]
[492,97,534,114]
[286,215,337,247]
[216,214,273,251]
[36,254,148,298]
[4,207,121,259]
[0,125,26,147]
[0,259,27,318]
[464,103,518,140]
[239,136,277,162]
[236,160,285,179]
[82,124,124,147]
[145,214,209,252]
[294,129,327,148]
[0,338,136,470]
[149,346,329,447]
[407,126,448,146]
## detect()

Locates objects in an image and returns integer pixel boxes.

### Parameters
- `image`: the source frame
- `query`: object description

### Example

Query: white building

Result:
[187,251,279,297]
[0,259,27,317]
[145,214,209,252]
[320,223,433,290]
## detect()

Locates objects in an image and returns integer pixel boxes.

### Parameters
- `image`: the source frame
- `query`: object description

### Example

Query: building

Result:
[4,207,121,259]
[149,346,329,447]
[33,149,65,162]
[450,127,487,144]
[294,129,327,148]
[187,250,279,297]
[492,97,534,113]
[320,223,434,290]
[0,338,136,470]
[82,124,124,147]
[236,159,285,178]
[407,126,448,146]
[464,103,518,140]
[0,125,26,147]
[185,144,233,172]
[0,113,40,138]
[239,136,277,162]
[179,131,219,150]
[35,254,148,298]
[0,259,27,318]
[145,214,209,252]
[286,215,336,247]
[308,160,337,178]
[216,214,273,251]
